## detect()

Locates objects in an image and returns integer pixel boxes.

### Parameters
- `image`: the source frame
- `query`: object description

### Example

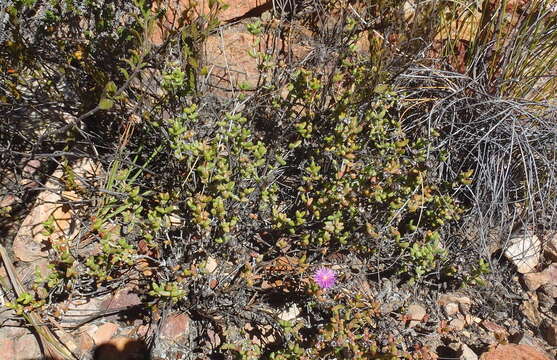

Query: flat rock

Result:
[203,26,310,91]
[0,326,27,340]
[540,283,557,298]
[133,324,149,338]
[93,322,120,345]
[520,293,542,326]
[78,332,95,353]
[204,256,218,274]
[438,293,472,315]
[101,287,142,310]
[522,263,557,291]
[22,159,41,175]
[445,302,460,316]
[406,304,427,328]
[150,0,268,45]
[479,344,550,360]
[451,318,466,331]
[53,328,80,355]
[206,328,221,348]
[510,331,551,354]
[14,333,42,360]
[504,233,541,273]
[278,303,300,322]
[481,320,508,336]
[61,296,109,327]
[0,338,15,360]
[438,293,472,307]
[461,343,478,360]
[12,158,102,262]
[0,194,17,208]
[160,313,190,342]
[537,289,555,312]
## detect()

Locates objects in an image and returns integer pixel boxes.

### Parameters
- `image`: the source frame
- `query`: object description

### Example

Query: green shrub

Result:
[249,56,467,281]
[3,1,556,359]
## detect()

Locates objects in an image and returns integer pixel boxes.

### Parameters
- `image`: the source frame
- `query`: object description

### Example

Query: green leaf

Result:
[238,82,251,90]
[119,67,130,79]
[105,80,117,94]
[188,56,199,69]
[98,98,114,110]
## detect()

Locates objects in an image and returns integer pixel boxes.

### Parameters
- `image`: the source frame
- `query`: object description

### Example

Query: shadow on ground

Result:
[26,338,150,360]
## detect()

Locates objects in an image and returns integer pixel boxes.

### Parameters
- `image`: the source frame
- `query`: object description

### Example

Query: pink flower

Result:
[313,267,336,289]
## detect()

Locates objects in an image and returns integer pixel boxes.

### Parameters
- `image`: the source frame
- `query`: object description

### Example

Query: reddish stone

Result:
[406,304,426,328]
[160,313,190,342]
[523,264,557,292]
[450,318,466,331]
[521,293,543,326]
[482,320,508,336]
[541,283,557,298]
[207,328,221,348]
[14,333,41,360]
[0,323,28,339]
[0,338,15,360]
[136,325,149,338]
[101,288,142,310]
[0,194,17,208]
[12,159,101,262]
[54,328,80,355]
[479,344,550,360]
[92,322,120,345]
[438,294,472,315]
[150,0,269,45]
[78,332,95,353]
[22,159,41,175]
